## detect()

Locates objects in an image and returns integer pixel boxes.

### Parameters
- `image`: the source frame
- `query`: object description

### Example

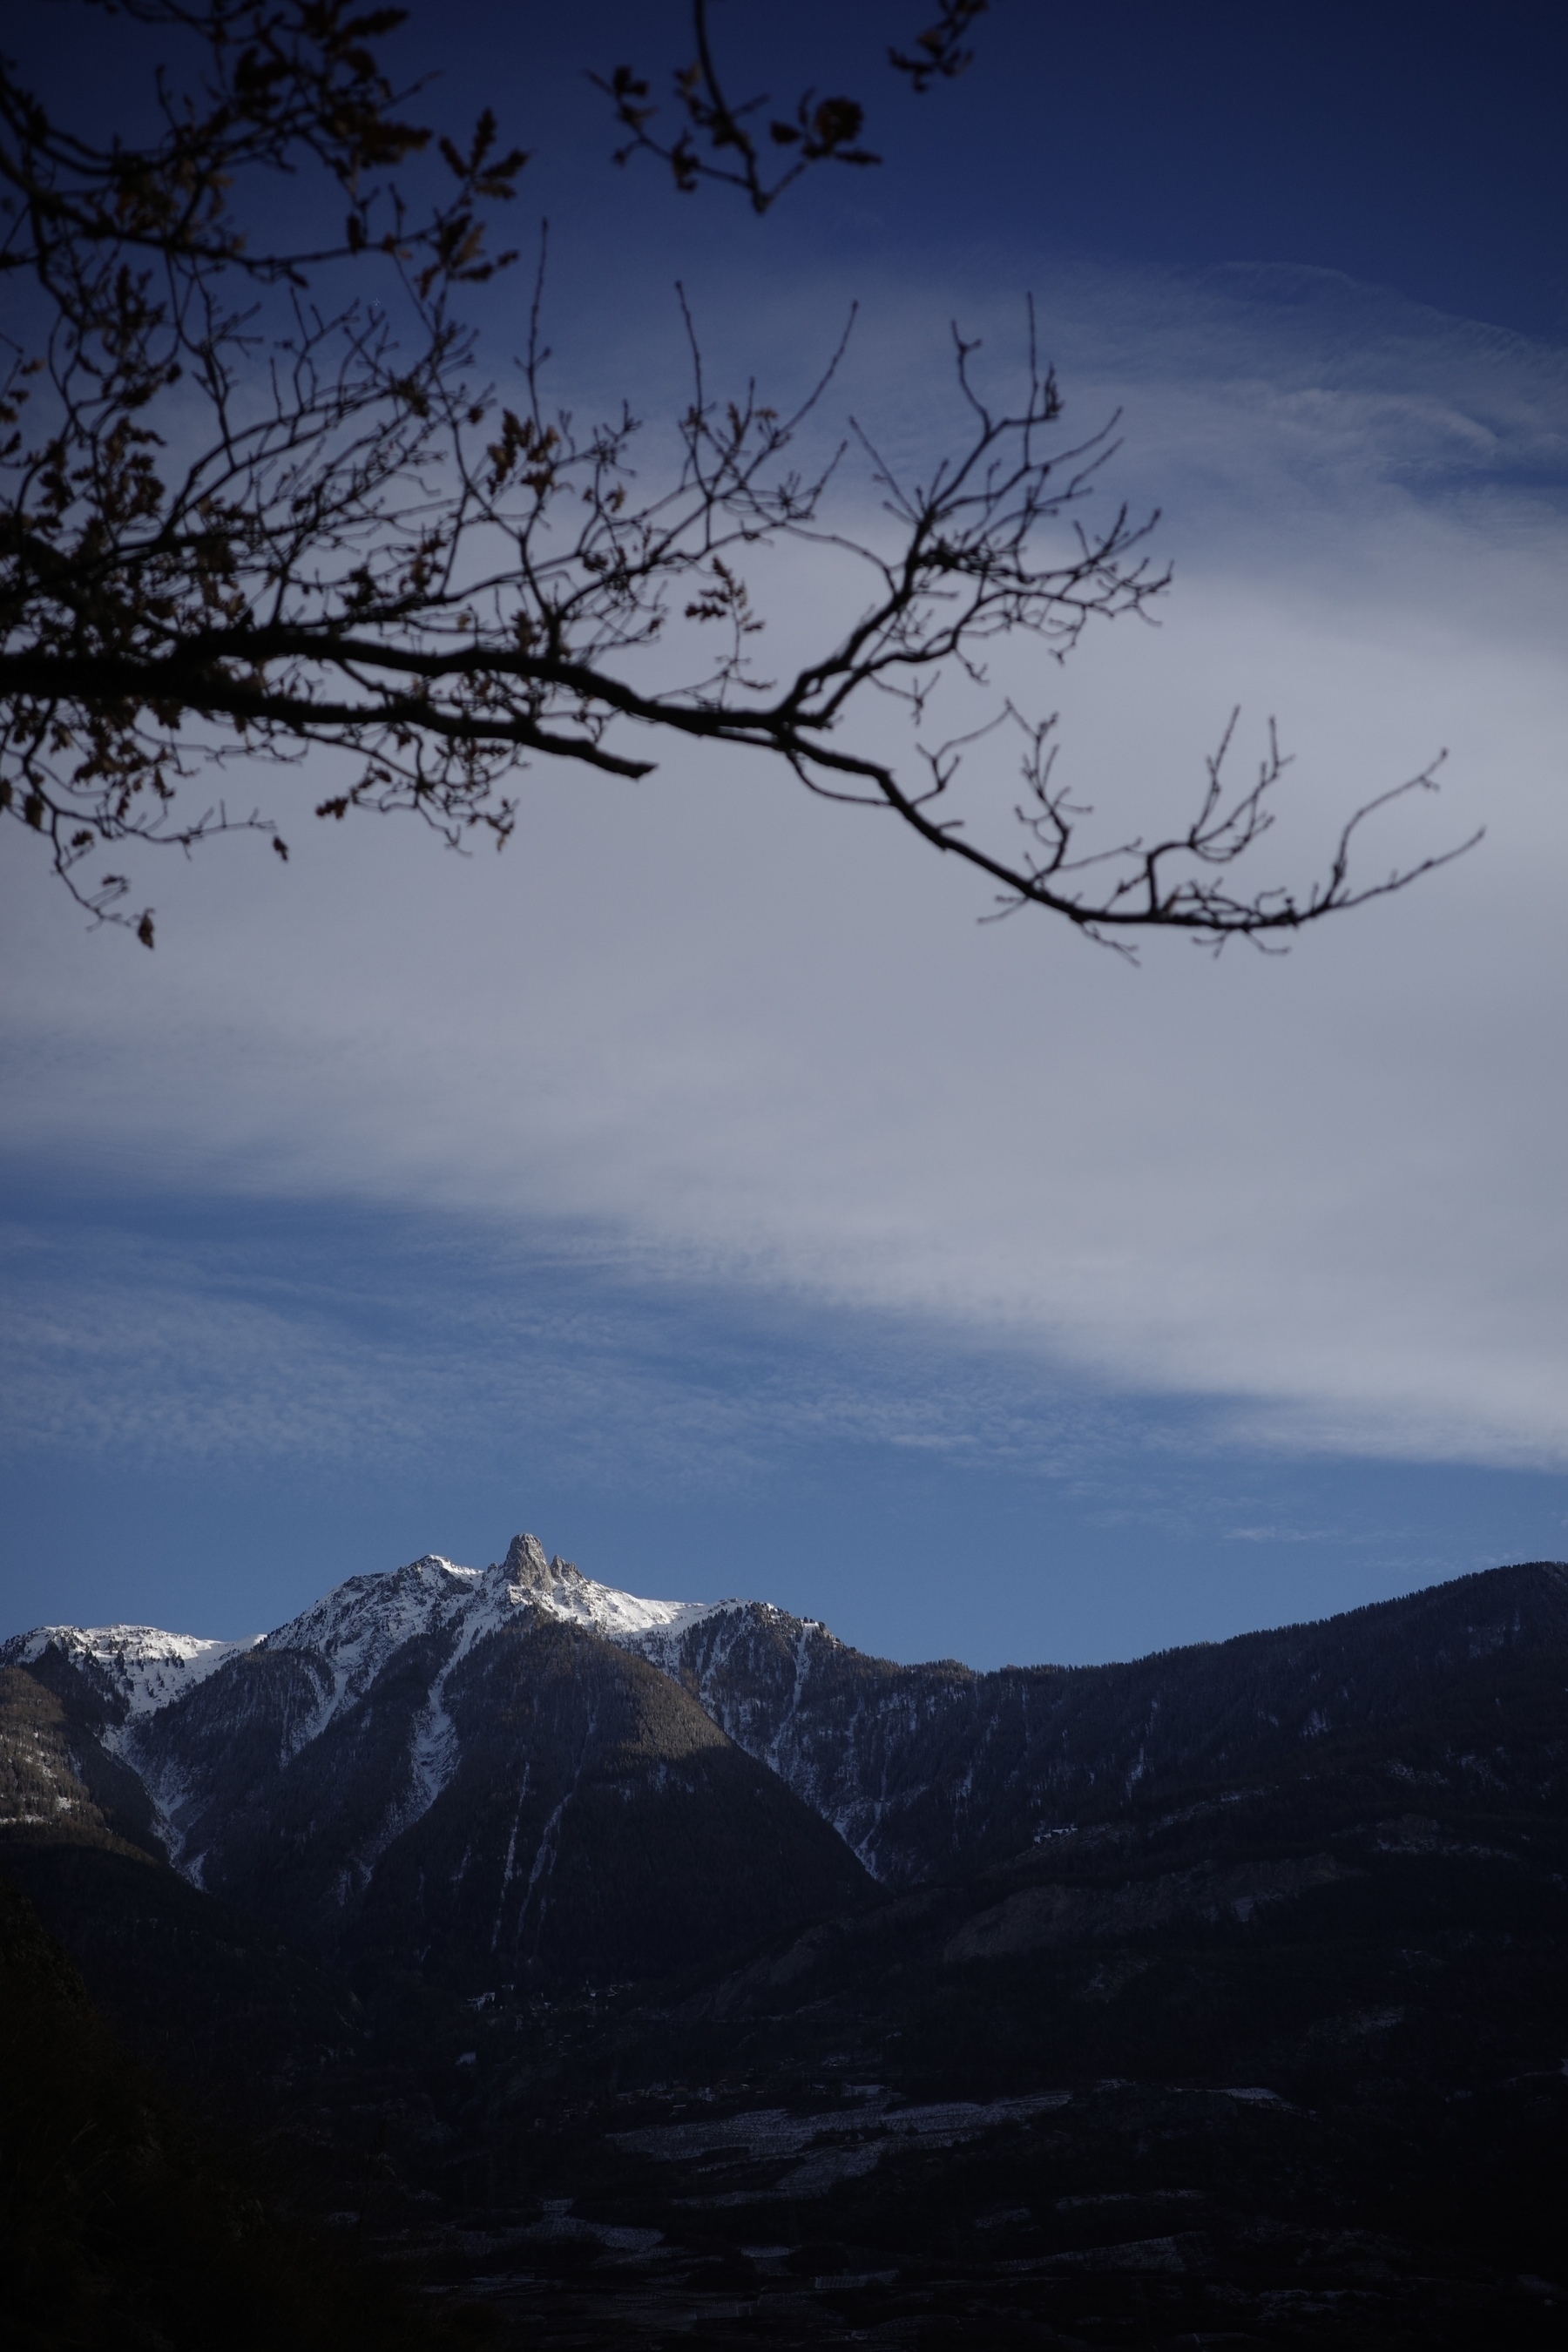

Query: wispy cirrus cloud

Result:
[0,1205,1162,1488]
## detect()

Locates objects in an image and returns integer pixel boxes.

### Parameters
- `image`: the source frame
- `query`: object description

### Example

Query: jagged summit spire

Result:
[495,1532,583,1589]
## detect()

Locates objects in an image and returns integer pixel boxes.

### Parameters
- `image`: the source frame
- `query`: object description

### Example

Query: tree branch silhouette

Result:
[1,0,1473,948]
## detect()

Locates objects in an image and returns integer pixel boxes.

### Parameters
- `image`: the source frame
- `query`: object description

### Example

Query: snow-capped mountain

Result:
[4,1534,743,1873]
[264,1532,732,1707]
[5,1538,1566,1989]
[228,1533,739,1794]
[1,1535,872,1984]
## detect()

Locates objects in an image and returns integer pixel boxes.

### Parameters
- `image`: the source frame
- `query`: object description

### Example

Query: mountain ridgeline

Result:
[3,1538,1565,1990]
[637,1557,1568,1878]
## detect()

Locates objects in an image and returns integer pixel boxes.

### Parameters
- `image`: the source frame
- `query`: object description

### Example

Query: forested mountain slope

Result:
[4,1545,1566,2347]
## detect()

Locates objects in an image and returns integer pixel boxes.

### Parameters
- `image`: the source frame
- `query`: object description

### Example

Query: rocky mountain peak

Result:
[494,1532,581,1592]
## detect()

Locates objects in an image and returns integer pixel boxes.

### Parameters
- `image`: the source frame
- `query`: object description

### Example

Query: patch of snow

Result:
[630,2092,1078,2206]
[0,1623,260,1744]
[1046,2235,1186,2273]
[559,1581,732,1643]
[521,2208,663,2254]
[406,1684,459,1816]
[262,1552,479,1737]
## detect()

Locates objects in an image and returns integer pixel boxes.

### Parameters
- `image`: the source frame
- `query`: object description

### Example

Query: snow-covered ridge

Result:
[260,1532,733,1677]
[3,1535,738,1737]
[1,1623,260,1736]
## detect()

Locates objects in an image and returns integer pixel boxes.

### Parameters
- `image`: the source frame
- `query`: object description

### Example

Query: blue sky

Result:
[3,3,1567,1662]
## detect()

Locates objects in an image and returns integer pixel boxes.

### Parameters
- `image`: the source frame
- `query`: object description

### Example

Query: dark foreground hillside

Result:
[0,1879,460,2352]
[3,1559,1567,2346]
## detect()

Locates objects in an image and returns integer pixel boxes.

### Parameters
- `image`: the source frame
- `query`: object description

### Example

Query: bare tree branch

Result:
[2,0,1474,950]
[591,0,963,215]
[889,3,991,95]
